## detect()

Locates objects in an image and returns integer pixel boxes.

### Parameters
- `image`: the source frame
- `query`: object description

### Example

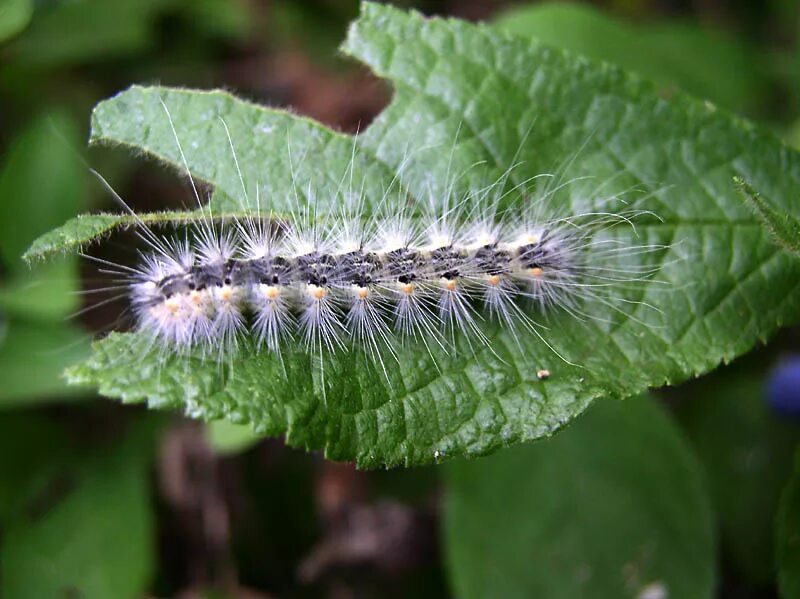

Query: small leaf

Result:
[777,446,800,599]
[736,177,800,257]
[443,395,715,599]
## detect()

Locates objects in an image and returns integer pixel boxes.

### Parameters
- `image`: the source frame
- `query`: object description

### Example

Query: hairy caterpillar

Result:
[85,101,666,381]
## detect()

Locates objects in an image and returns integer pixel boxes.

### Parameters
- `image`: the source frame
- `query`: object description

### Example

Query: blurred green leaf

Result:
[0,412,71,523]
[0,109,84,271]
[271,0,358,66]
[0,256,81,320]
[736,177,800,257]
[444,395,715,599]
[206,420,262,455]
[186,0,251,41]
[0,319,90,404]
[777,446,800,599]
[493,1,766,113]
[0,0,32,42]
[0,109,90,404]
[4,0,176,67]
[676,366,800,584]
[0,420,158,599]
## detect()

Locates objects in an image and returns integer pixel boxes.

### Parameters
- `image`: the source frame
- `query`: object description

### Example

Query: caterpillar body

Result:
[135,213,584,351]
[87,105,666,379]
[120,204,660,377]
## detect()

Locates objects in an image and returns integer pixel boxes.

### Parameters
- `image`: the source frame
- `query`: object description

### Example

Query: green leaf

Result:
[0,110,84,271]
[736,177,800,257]
[443,395,715,599]
[676,364,800,583]
[36,3,800,466]
[0,412,71,523]
[206,420,262,455]
[492,1,766,113]
[0,319,90,405]
[22,210,218,263]
[3,0,176,67]
[0,256,81,321]
[0,0,32,42]
[0,109,90,405]
[0,420,158,599]
[185,0,252,41]
[777,446,800,599]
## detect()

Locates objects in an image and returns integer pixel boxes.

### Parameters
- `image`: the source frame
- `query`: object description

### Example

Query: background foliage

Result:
[2,0,800,597]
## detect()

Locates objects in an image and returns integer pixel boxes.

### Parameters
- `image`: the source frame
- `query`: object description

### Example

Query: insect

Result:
[83,98,668,384]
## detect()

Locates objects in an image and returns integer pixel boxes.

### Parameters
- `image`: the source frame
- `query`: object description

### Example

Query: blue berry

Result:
[768,357,800,418]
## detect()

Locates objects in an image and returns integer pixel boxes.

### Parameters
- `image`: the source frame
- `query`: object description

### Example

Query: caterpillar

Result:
[86,103,666,380]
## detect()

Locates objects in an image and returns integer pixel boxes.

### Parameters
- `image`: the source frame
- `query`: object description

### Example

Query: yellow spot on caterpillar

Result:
[475,234,495,247]
[445,279,457,291]
[522,233,540,245]
[529,267,544,278]
[400,283,414,295]
[487,274,501,286]
[164,297,180,314]
[356,287,370,299]
[219,285,234,302]
[264,286,280,300]
[312,286,327,300]
[189,290,203,306]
